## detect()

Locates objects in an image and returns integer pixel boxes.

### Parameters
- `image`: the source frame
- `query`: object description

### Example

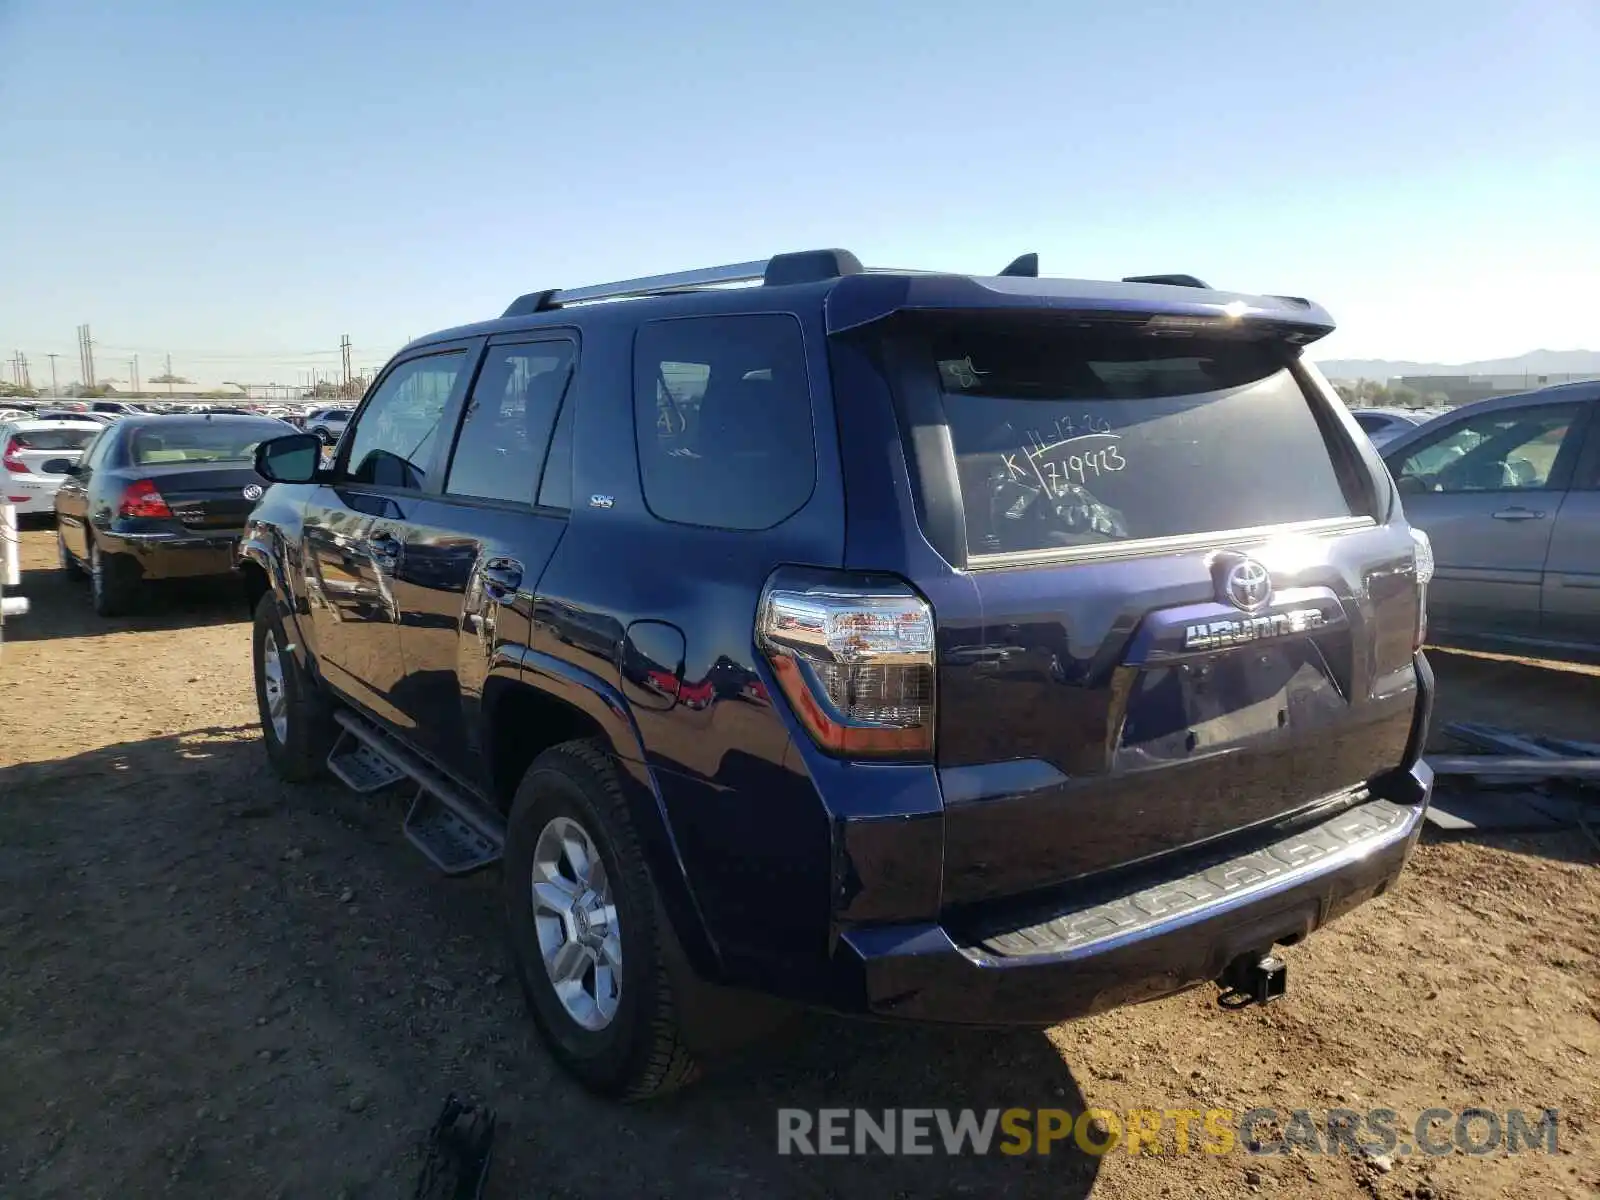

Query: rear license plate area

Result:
[1117,640,1345,763]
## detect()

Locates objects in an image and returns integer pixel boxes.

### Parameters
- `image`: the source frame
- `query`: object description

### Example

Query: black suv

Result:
[239,248,1435,1099]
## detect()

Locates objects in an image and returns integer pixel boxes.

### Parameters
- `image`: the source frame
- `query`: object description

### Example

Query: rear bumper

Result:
[3,482,61,514]
[100,528,242,580]
[831,767,1430,1025]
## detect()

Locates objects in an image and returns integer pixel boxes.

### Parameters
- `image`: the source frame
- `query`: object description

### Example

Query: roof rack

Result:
[502,251,1223,320]
[502,248,866,317]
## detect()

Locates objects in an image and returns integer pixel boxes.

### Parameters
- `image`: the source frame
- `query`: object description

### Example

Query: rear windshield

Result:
[921,326,1357,557]
[10,427,96,450]
[128,420,287,465]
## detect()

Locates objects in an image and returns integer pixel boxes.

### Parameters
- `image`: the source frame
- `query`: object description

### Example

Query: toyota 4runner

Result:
[239,248,1435,1099]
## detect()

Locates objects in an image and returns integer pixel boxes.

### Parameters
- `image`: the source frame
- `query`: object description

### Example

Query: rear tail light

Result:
[118,479,173,519]
[2,439,25,474]
[1409,527,1433,649]
[757,573,936,760]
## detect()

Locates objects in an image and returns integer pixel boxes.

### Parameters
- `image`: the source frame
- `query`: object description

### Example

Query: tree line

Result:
[1332,379,1452,409]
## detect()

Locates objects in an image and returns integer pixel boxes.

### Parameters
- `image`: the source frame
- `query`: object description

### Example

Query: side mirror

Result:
[255,432,323,484]
[42,458,77,475]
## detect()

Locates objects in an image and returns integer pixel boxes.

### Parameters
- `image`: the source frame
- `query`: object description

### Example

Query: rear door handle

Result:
[482,557,523,602]
[1491,507,1546,521]
[366,530,401,562]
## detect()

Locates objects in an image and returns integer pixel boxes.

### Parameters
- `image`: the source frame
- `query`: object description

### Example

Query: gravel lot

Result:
[2,524,1596,1199]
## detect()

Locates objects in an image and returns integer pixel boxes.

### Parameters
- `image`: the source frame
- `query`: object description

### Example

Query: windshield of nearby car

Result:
[7,426,98,450]
[126,419,289,465]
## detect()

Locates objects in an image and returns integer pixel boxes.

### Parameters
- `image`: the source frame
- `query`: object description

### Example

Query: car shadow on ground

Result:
[1,728,1102,1199]
[3,558,245,643]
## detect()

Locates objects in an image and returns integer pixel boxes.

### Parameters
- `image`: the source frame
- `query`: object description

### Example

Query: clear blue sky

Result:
[1,0,1595,387]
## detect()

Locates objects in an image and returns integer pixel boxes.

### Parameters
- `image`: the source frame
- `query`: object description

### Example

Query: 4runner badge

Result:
[1184,607,1326,651]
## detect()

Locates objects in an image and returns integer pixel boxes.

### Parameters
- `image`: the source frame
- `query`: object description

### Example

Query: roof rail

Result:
[502,248,865,317]
[1123,273,1211,289]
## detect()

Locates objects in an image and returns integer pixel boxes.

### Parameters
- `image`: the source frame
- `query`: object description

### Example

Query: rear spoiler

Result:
[823,273,1335,346]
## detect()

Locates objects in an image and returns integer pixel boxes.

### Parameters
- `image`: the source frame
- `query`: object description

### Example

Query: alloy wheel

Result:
[530,815,621,1031]
[260,628,289,744]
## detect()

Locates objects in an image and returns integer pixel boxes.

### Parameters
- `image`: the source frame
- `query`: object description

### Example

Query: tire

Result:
[252,592,336,781]
[89,539,137,617]
[504,739,699,1101]
[58,530,86,581]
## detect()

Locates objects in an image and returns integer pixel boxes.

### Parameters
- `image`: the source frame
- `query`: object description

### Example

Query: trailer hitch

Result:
[1217,951,1288,1009]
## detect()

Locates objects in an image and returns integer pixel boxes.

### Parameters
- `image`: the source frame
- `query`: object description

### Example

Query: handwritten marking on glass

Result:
[1003,429,1128,497]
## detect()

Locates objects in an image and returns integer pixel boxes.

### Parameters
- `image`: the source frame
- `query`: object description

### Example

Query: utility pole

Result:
[77,324,96,390]
[340,334,353,391]
[17,352,29,389]
[165,352,173,396]
[132,354,140,395]
[45,354,59,398]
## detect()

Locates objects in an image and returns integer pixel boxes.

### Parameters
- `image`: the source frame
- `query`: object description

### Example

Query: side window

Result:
[82,432,107,470]
[445,341,575,505]
[632,314,815,530]
[343,352,465,490]
[536,385,576,510]
[1392,404,1582,494]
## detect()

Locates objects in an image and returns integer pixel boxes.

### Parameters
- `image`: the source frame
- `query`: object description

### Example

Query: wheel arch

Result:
[485,657,722,980]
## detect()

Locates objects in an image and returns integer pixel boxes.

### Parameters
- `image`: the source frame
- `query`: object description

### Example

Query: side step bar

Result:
[329,710,506,875]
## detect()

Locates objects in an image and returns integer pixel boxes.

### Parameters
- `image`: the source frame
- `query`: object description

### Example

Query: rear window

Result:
[922,327,1357,557]
[10,427,96,451]
[128,420,287,465]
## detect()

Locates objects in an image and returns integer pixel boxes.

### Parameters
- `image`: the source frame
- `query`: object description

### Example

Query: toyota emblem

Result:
[242,484,264,501]
[1223,558,1272,613]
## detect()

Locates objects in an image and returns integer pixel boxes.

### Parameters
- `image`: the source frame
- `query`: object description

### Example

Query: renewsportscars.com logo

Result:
[777,1107,1562,1158]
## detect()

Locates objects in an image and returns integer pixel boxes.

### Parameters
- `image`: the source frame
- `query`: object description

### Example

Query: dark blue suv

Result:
[239,249,1435,1099]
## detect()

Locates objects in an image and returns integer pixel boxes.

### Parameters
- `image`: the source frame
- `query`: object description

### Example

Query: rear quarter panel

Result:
[524,304,851,989]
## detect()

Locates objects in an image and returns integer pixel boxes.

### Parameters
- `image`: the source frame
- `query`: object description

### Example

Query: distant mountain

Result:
[1314,349,1600,381]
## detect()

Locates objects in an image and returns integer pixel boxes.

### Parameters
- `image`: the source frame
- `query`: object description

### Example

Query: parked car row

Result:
[0,396,355,430]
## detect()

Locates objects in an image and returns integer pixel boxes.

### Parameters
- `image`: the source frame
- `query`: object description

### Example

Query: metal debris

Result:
[1424,722,1600,839]
[411,1094,496,1200]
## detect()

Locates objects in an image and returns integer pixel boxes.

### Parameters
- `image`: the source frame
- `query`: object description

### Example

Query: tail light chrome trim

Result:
[757,573,936,760]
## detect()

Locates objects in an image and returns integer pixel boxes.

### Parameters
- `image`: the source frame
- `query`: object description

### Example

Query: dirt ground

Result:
[1,523,1595,1200]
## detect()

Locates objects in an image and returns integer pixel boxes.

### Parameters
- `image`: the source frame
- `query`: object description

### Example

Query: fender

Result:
[499,647,724,981]
[238,523,316,675]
